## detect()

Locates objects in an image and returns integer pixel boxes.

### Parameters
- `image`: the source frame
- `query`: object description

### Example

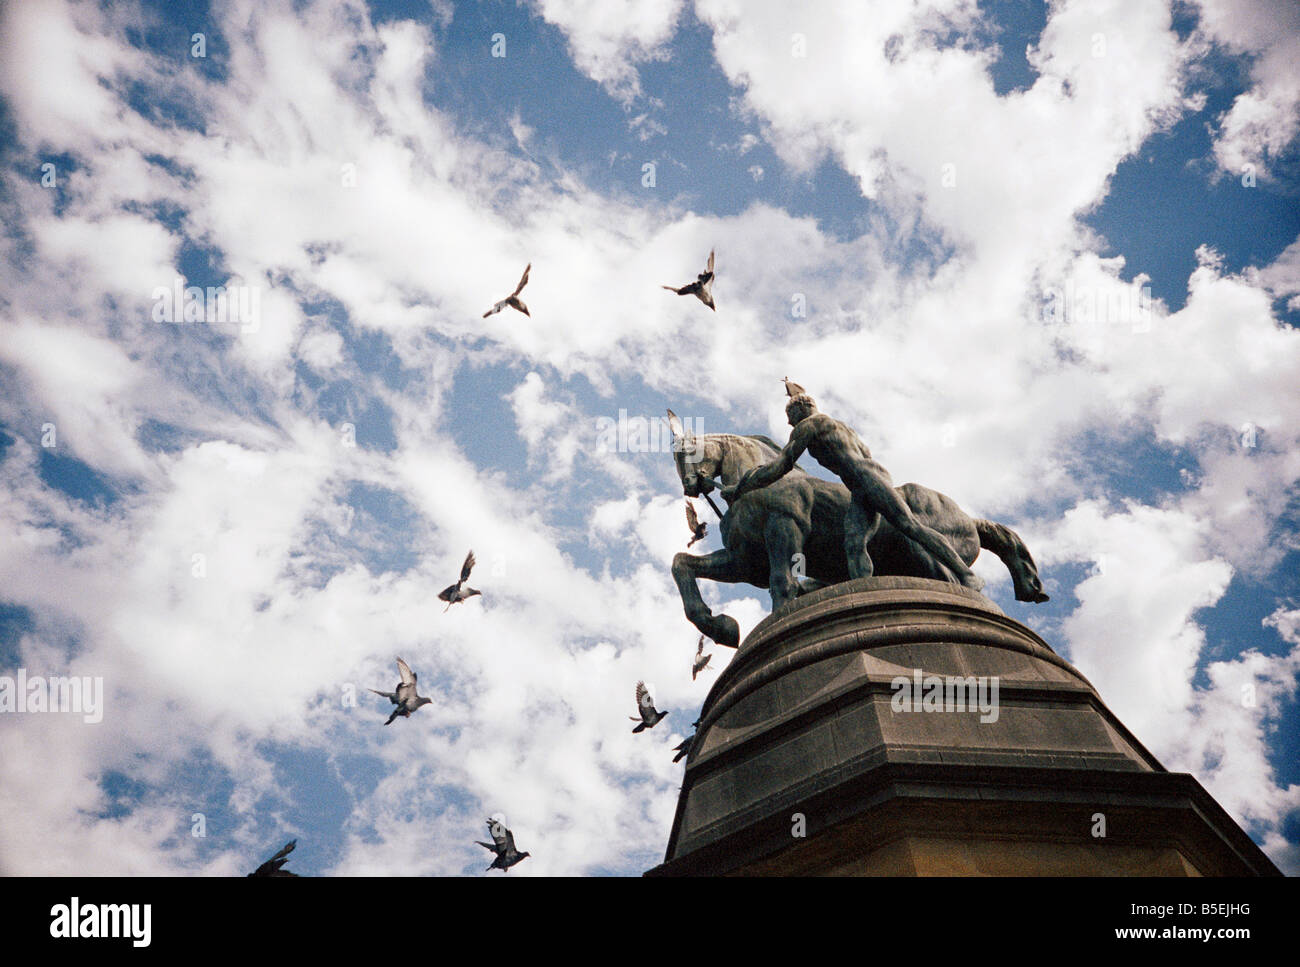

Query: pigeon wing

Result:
[512,263,531,297]
[460,550,477,583]
[636,681,655,716]
[686,500,700,534]
[396,658,417,686]
[271,840,296,862]
[706,249,714,275]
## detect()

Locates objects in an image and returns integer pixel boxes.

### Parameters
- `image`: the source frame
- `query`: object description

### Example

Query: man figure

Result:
[727,384,984,592]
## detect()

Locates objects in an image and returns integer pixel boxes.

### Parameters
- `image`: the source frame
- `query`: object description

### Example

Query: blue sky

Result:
[0,0,1297,876]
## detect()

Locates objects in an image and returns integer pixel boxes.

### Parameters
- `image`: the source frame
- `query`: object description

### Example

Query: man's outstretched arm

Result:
[727,429,810,501]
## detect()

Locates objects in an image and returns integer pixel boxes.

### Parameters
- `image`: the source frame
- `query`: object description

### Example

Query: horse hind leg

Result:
[974,519,1050,602]
[842,499,882,581]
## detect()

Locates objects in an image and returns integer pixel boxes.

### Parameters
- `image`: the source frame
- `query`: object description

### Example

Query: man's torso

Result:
[801,413,896,494]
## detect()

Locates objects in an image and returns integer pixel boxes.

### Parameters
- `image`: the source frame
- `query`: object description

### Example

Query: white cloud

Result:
[0,321,166,482]
[1174,605,1300,873]
[0,0,1294,877]
[1192,0,1300,178]
[531,0,684,104]
[508,371,582,481]
[1047,500,1233,744]
[1041,501,1300,873]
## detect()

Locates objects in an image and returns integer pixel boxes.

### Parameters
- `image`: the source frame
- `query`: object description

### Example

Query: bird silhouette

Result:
[248,840,299,877]
[672,733,695,763]
[369,657,433,725]
[483,263,531,318]
[439,550,481,611]
[630,681,669,732]
[662,249,715,311]
[477,817,531,872]
[692,635,715,681]
[782,377,807,398]
[685,500,707,547]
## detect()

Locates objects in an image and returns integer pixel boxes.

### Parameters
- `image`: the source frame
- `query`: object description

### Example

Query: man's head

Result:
[785,393,817,426]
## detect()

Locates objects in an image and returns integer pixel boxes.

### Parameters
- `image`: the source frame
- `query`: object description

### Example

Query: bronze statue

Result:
[667,408,1049,648]
[728,383,984,591]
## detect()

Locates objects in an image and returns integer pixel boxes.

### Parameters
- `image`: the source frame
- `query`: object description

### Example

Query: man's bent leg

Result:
[861,477,984,591]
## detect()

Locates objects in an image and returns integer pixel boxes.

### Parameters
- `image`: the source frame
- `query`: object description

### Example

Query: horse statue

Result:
[667,411,1049,648]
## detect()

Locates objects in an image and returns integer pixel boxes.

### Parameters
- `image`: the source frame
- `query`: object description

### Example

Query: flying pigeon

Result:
[630,680,669,732]
[662,249,715,311]
[782,377,807,398]
[685,500,707,548]
[476,817,531,872]
[369,657,433,725]
[483,263,531,318]
[439,550,481,611]
[672,733,695,763]
[692,635,715,681]
[248,840,299,877]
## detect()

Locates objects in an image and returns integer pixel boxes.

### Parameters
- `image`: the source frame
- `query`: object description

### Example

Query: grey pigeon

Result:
[662,249,715,311]
[483,263,531,318]
[692,635,714,681]
[782,377,807,398]
[672,733,695,763]
[685,500,707,548]
[369,657,433,725]
[630,680,668,732]
[476,817,531,872]
[248,839,299,877]
[439,550,482,611]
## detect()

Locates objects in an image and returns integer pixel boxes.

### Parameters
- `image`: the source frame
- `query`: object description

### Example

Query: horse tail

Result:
[974,519,1050,602]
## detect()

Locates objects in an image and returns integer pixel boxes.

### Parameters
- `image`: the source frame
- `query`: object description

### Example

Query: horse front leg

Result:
[671,549,743,648]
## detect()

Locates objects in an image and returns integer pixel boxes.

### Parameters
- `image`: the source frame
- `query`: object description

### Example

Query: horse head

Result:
[667,409,721,497]
[667,410,789,499]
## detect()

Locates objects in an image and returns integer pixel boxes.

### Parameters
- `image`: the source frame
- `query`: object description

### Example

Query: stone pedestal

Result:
[646,577,1280,876]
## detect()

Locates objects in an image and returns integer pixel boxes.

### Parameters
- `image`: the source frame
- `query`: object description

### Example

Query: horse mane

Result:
[743,433,807,472]
[687,432,807,477]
